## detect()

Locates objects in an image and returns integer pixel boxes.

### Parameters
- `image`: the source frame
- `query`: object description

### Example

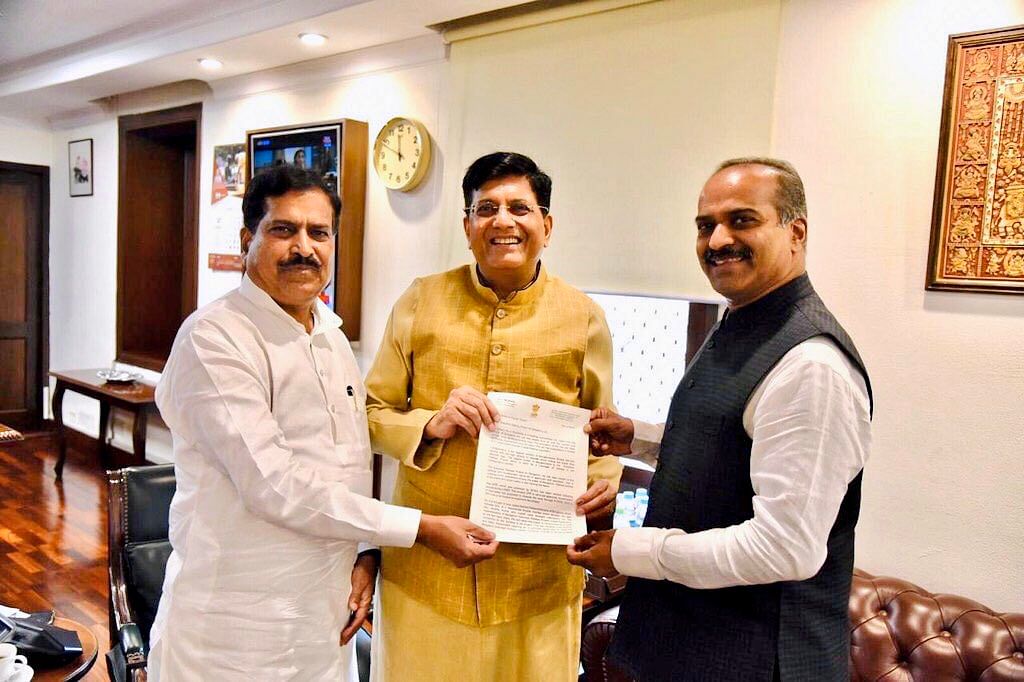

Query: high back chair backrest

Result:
[107,464,176,646]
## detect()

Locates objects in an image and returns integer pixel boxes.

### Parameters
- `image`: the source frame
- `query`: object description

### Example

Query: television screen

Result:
[250,124,340,194]
[248,123,342,307]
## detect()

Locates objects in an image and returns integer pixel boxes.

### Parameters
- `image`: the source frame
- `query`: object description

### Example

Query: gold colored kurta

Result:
[365,264,621,627]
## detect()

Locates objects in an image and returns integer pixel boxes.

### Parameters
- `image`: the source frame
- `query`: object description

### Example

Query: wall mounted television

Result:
[247,123,342,308]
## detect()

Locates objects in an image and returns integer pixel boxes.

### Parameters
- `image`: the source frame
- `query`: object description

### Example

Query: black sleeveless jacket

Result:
[609,274,872,681]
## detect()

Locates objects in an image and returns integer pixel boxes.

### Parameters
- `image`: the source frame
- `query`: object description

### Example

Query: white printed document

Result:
[469,392,589,545]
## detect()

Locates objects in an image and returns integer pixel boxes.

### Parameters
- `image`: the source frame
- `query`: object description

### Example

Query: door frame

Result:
[116,103,201,371]
[0,160,49,429]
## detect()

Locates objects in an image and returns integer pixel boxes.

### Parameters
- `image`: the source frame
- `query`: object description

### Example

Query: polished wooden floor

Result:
[0,431,110,681]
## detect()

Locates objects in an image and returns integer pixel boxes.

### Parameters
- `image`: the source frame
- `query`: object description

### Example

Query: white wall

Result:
[48,119,123,438]
[0,118,53,167]
[773,0,1024,610]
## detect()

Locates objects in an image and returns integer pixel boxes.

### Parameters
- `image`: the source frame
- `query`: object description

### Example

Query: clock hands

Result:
[397,133,404,161]
[380,141,402,160]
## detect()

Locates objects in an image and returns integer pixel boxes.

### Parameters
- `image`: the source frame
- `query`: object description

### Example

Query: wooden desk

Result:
[32,617,98,682]
[50,369,155,480]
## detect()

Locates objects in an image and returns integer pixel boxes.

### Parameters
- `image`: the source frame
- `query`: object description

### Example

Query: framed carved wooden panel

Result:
[928,25,1024,294]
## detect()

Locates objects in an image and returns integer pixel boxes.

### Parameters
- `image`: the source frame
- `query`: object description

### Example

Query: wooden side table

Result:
[50,369,156,480]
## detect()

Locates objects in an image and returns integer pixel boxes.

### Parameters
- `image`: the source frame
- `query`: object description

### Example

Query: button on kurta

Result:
[495,308,507,319]
[491,344,504,356]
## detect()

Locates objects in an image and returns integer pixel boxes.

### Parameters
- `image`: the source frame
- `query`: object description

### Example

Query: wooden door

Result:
[117,104,200,371]
[0,162,48,431]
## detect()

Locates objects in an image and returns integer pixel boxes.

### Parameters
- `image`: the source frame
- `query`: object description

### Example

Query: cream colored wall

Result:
[442,0,781,300]
[773,0,1024,610]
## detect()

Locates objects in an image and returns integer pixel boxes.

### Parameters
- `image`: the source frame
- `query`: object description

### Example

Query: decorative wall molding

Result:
[435,0,658,44]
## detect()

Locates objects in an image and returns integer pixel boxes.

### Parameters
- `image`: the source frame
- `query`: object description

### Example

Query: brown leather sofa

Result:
[580,568,1024,681]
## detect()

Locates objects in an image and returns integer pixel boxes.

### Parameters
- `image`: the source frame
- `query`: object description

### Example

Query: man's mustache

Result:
[279,254,322,269]
[704,247,752,263]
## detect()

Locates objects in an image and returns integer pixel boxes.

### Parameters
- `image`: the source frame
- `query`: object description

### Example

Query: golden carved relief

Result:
[956,124,990,163]
[929,27,1024,293]
[962,83,993,120]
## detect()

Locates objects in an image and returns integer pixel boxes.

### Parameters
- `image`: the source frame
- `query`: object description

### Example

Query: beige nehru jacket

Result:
[366,264,622,626]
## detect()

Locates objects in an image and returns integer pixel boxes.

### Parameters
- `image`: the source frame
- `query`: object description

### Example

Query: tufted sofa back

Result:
[849,569,1024,681]
[580,568,1024,681]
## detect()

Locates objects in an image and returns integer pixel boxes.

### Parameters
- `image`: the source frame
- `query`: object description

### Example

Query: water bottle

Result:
[634,489,649,526]
[613,493,629,529]
[621,490,636,527]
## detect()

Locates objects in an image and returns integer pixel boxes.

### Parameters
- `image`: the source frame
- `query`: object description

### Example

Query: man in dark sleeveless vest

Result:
[568,158,872,681]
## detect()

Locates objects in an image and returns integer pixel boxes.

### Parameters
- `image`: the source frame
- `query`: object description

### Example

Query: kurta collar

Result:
[238,274,343,336]
[719,272,815,332]
[469,262,548,306]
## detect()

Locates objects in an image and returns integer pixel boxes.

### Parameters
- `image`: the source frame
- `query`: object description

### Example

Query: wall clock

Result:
[372,117,431,191]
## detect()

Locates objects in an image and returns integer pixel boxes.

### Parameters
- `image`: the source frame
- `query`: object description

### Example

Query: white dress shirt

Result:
[148,276,420,681]
[612,336,871,589]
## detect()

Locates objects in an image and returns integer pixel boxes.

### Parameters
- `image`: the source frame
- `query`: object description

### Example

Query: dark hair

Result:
[242,164,341,233]
[715,157,806,224]
[461,152,552,210]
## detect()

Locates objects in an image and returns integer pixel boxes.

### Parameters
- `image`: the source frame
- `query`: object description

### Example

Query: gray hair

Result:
[715,157,807,225]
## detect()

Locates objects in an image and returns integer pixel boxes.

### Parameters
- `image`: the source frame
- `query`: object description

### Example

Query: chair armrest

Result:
[119,623,147,670]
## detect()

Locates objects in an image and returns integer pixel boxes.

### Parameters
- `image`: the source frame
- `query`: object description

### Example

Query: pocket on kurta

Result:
[519,351,578,402]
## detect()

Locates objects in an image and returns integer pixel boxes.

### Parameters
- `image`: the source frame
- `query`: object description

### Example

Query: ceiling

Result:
[0,0,531,125]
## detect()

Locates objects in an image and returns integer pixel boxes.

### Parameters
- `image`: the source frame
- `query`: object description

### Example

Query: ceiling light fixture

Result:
[299,32,327,46]
[198,58,223,70]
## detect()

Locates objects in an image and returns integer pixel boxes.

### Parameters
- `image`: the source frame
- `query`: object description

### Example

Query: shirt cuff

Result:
[356,542,378,555]
[630,419,664,453]
[612,526,667,580]
[374,504,421,548]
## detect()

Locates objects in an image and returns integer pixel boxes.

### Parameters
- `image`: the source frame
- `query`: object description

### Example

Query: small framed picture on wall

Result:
[69,138,93,197]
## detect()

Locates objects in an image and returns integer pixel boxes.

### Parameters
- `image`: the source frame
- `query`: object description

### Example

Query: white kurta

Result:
[149,276,420,681]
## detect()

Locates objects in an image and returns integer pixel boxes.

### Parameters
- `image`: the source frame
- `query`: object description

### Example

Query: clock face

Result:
[373,118,431,191]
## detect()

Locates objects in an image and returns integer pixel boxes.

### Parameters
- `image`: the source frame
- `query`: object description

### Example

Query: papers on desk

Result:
[469,392,589,545]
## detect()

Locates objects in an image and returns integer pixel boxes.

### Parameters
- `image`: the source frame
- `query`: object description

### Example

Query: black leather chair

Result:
[104,463,374,681]
[106,464,176,682]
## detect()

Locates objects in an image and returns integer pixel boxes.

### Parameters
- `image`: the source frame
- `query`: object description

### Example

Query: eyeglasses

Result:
[464,201,549,219]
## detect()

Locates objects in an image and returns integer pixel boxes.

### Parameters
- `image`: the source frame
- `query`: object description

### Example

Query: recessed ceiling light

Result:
[299,32,327,46]
[198,58,223,70]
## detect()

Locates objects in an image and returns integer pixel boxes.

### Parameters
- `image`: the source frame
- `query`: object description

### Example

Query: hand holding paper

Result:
[566,529,618,576]
[584,407,634,456]
[424,386,500,440]
[576,478,616,520]
[469,392,590,545]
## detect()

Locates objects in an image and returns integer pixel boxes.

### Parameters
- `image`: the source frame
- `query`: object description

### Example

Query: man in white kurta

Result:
[149,165,496,681]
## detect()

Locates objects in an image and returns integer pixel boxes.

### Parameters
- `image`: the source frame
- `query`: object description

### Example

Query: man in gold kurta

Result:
[366,152,622,681]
